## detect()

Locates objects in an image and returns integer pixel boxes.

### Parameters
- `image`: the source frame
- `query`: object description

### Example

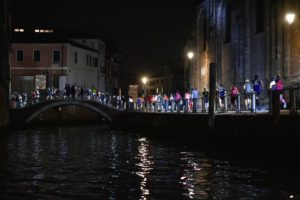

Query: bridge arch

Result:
[25,100,113,124]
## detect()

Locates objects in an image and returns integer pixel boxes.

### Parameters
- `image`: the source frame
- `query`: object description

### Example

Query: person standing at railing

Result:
[175,91,182,113]
[191,88,199,113]
[202,88,209,112]
[163,94,169,112]
[243,78,252,110]
[170,93,175,112]
[275,75,287,109]
[252,74,263,110]
[230,83,239,111]
[217,84,226,112]
[184,90,191,113]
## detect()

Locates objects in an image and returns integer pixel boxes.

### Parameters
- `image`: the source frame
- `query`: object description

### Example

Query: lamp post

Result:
[141,76,148,111]
[141,76,148,97]
[284,11,298,115]
[186,51,194,90]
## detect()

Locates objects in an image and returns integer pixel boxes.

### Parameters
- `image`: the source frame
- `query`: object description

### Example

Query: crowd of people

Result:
[10,74,288,112]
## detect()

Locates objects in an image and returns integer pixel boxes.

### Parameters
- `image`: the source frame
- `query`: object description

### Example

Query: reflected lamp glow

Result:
[187,51,194,60]
[286,13,296,25]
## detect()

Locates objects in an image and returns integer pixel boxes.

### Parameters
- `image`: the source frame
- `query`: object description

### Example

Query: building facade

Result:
[10,28,106,95]
[0,0,10,126]
[187,0,300,95]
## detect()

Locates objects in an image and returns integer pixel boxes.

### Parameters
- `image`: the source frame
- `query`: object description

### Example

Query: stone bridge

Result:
[9,99,123,125]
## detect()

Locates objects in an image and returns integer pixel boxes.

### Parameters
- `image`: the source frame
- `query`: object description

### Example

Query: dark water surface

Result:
[0,126,299,199]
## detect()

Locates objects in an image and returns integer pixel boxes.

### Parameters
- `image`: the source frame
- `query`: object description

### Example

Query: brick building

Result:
[10,28,106,95]
[186,0,300,95]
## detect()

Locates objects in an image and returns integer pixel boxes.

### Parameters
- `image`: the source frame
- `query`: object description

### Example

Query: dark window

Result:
[33,50,40,62]
[86,55,89,66]
[225,3,231,43]
[100,66,106,73]
[94,57,98,67]
[16,50,23,61]
[74,52,78,64]
[89,56,92,66]
[256,0,264,33]
[53,50,60,62]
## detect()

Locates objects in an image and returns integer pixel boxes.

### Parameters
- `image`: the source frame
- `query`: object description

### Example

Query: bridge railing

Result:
[11,85,300,115]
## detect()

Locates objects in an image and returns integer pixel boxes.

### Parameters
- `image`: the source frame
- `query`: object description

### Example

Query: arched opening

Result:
[25,101,113,124]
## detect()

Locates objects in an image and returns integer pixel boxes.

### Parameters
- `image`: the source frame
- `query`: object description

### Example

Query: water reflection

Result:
[0,126,299,199]
[135,137,153,199]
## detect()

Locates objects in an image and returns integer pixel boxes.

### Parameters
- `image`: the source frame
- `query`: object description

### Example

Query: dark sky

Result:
[11,0,196,74]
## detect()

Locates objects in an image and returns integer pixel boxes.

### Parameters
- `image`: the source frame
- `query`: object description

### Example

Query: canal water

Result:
[0,125,299,200]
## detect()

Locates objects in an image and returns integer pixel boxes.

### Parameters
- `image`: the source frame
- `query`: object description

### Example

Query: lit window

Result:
[40,29,45,33]
[20,29,24,32]
[35,29,40,33]
[45,30,49,33]
[49,30,54,33]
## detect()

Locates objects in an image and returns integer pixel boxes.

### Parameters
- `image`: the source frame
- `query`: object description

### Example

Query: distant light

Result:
[286,13,296,25]
[290,195,294,199]
[187,51,194,60]
[142,77,148,85]
[14,28,24,32]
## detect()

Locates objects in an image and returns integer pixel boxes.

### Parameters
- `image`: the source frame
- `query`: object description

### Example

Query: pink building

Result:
[10,28,106,95]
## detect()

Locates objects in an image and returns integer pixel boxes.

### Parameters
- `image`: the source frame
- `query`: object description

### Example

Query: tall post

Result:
[208,63,216,129]
[0,0,10,126]
[290,87,296,115]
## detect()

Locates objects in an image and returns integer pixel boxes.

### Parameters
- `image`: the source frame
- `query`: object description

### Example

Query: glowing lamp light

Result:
[142,77,148,85]
[286,13,296,25]
[187,51,194,60]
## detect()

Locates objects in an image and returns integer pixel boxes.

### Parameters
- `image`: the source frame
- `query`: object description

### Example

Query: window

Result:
[86,55,89,66]
[33,50,40,62]
[89,55,92,66]
[100,66,106,73]
[53,50,60,62]
[94,57,98,67]
[74,52,78,64]
[16,50,23,61]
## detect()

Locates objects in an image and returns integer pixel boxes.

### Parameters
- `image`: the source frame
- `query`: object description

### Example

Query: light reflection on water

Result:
[0,126,298,199]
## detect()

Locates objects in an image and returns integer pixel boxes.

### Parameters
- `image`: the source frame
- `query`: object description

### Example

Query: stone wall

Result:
[191,0,300,93]
[0,0,10,128]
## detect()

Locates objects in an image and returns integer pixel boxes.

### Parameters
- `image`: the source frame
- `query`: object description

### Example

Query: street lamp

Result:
[141,76,148,96]
[285,12,296,25]
[187,51,194,60]
[186,51,194,90]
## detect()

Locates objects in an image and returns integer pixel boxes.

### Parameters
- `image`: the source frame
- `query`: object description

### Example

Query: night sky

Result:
[11,0,196,74]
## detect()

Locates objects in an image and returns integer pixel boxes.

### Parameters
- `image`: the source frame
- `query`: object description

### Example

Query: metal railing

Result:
[11,86,300,115]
